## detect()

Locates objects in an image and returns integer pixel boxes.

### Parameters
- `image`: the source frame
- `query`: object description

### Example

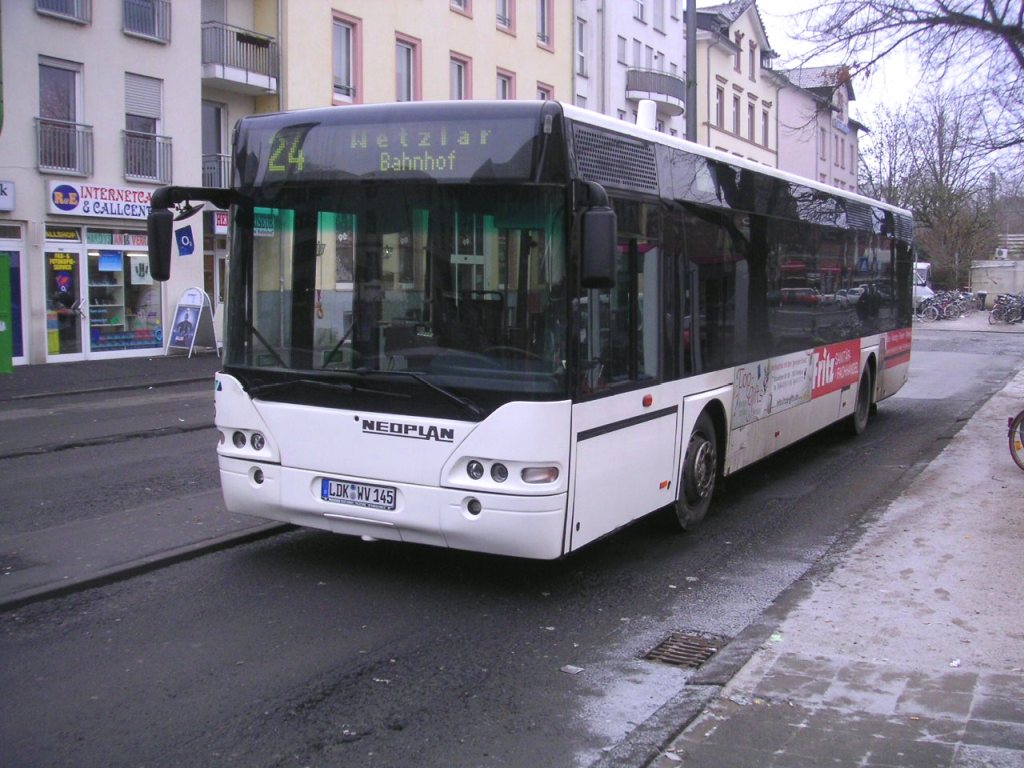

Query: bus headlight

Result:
[250,432,266,451]
[490,463,509,483]
[232,431,247,449]
[467,460,485,480]
[522,466,559,484]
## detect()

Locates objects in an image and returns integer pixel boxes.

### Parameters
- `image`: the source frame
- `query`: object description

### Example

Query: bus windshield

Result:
[225,183,569,414]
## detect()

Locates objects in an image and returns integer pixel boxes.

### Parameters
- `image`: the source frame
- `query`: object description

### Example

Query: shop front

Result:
[43,180,201,361]
[44,225,162,360]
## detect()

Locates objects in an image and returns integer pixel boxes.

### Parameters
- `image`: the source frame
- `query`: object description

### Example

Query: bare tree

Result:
[793,1,1024,153]
[860,90,1001,286]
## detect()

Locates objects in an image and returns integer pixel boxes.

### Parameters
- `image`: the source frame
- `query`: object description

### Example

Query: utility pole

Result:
[686,0,697,142]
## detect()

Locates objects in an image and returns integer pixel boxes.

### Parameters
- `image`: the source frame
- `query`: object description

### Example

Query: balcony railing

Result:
[123,0,171,43]
[202,153,232,188]
[202,22,279,93]
[625,68,687,116]
[36,118,94,175]
[36,0,91,24]
[123,130,172,183]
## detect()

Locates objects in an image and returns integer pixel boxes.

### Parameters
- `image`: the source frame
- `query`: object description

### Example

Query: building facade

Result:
[573,0,688,135]
[282,0,572,110]
[1,0,207,366]
[777,65,862,192]
[693,1,784,165]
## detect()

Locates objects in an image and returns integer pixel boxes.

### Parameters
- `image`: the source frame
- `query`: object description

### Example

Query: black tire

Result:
[1010,410,1024,472]
[674,411,718,530]
[847,367,873,436]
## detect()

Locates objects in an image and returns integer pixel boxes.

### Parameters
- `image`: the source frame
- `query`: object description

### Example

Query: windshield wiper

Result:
[248,378,354,397]
[354,368,485,419]
[247,377,411,402]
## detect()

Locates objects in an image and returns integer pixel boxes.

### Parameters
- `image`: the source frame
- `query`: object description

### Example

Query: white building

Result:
[693,1,784,165]
[574,0,688,135]
[778,65,862,192]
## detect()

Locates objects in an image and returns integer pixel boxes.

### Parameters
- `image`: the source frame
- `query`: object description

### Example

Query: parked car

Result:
[780,287,821,306]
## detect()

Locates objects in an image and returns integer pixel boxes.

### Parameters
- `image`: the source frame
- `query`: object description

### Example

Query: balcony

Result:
[36,0,91,24]
[123,130,172,184]
[625,68,686,117]
[123,0,171,43]
[202,153,232,188]
[36,118,94,176]
[202,22,279,95]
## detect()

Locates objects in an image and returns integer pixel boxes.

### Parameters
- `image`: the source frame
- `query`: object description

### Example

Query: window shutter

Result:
[125,73,162,119]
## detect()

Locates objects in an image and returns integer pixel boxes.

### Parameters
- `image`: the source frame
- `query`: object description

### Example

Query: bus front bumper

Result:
[219,456,569,560]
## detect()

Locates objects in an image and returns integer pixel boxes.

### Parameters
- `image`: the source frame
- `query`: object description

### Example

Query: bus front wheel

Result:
[675,411,718,531]
[847,368,873,435]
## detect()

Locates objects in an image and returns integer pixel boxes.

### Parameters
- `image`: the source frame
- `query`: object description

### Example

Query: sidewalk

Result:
[631,314,1024,767]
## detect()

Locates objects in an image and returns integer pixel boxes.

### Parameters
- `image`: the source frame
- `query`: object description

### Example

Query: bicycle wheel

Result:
[1010,410,1024,471]
[921,304,940,322]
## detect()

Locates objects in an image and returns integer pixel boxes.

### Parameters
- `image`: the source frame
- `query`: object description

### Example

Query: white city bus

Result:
[148,101,915,559]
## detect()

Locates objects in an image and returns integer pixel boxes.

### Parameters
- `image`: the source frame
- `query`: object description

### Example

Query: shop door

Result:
[44,247,88,360]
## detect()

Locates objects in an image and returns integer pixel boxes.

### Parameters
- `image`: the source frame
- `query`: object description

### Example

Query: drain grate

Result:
[642,632,729,669]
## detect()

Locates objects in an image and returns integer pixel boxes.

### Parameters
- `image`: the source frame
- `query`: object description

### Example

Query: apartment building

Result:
[281,0,572,109]
[693,1,784,165]
[0,0,207,365]
[573,0,688,135]
[777,65,862,192]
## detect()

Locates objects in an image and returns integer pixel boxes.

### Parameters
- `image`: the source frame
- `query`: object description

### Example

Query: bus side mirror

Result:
[147,208,173,281]
[581,207,616,289]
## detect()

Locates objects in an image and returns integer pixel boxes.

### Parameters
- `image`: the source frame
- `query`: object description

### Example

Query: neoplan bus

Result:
[147,100,914,560]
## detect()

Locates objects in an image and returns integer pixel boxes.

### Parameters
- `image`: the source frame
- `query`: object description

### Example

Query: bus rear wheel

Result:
[675,411,718,531]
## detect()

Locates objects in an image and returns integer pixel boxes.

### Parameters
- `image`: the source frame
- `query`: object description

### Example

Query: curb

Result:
[0,523,292,614]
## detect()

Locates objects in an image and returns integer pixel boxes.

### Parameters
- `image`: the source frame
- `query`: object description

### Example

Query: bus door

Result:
[569,203,679,550]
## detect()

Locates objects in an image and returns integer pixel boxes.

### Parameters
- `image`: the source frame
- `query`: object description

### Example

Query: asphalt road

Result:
[1,327,1019,768]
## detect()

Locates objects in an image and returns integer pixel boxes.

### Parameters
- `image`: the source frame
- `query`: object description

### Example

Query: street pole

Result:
[686,0,697,142]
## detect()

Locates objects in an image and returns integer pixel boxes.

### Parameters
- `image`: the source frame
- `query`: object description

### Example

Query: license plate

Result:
[320,478,397,511]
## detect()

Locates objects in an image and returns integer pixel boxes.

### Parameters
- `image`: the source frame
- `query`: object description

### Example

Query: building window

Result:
[633,38,642,66]
[617,36,627,64]
[496,0,514,31]
[732,95,740,134]
[645,45,654,69]
[36,0,92,24]
[840,137,846,168]
[748,42,757,81]
[123,0,170,43]
[575,94,587,109]
[38,58,89,174]
[395,35,420,102]
[762,109,769,147]
[333,15,360,102]
[834,134,840,165]
[450,54,471,99]
[820,127,827,160]
[497,69,515,99]
[850,143,856,172]
[201,101,228,187]
[537,0,552,47]
[450,0,470,14]
[576,18,586,75]
[537,81,553,100]
[734,33,743,71]
[715,86,724,128]
[124,72,169,182]
[747,102,755,141]
[633,0,646,23]
[653,0,664,31]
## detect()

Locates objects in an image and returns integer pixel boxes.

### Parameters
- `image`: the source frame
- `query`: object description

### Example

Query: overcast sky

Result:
[751,1,919,121]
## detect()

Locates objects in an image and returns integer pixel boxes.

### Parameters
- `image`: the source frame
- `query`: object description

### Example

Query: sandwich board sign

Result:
[167,286,219,358]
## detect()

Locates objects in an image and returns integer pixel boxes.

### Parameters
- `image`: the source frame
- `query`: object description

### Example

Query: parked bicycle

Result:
[1011,408,1024,471]
[989,293,1024,325]
[916,290,975,322]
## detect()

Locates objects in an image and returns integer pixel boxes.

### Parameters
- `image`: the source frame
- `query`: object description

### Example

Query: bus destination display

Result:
[250,117,538,184]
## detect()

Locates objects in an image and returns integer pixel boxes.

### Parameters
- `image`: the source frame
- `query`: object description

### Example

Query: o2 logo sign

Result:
[175,225,195,256]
